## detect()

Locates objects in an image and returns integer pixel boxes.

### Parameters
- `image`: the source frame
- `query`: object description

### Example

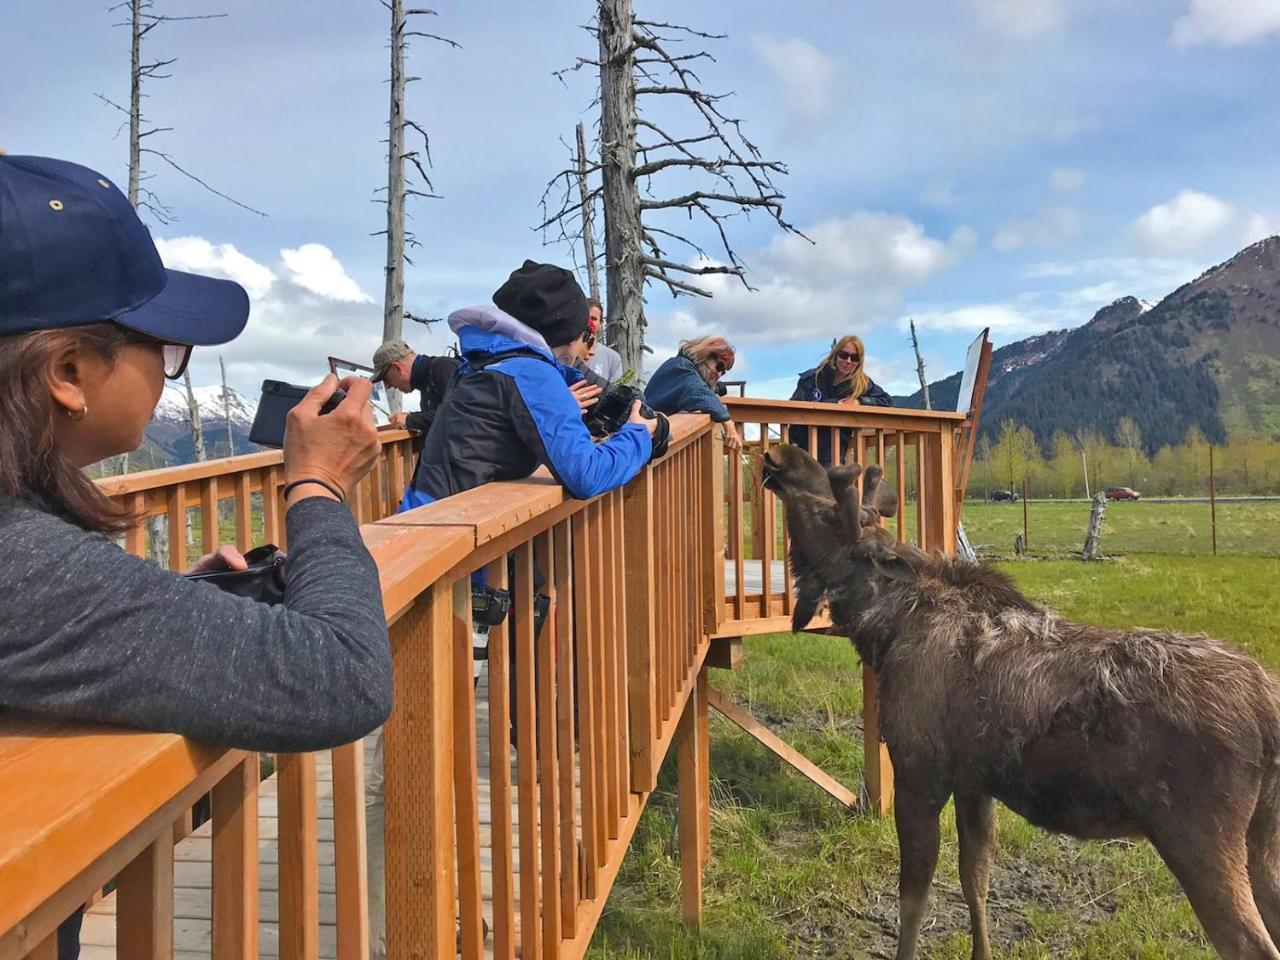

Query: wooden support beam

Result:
[706,687,858,810]
[862,665,894,816]
[706,636,742,671]
[676,667,708,927]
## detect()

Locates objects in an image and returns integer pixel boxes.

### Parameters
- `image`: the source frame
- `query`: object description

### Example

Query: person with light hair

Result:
[788,334,891,465]
[644,335,742,452]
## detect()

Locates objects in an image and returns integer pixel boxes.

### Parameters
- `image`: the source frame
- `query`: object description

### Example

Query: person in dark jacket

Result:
[401,261,658,508]
[0,155,391,960]
[644,335,743,452]
[788,334,892,465]
[370,338,459,437]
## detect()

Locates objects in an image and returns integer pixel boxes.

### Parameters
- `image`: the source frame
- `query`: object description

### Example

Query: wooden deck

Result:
[723,559,787,597]
[79,669,531,959]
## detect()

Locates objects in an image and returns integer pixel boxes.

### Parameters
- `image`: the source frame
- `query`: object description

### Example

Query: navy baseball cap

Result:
[0,154,249,345]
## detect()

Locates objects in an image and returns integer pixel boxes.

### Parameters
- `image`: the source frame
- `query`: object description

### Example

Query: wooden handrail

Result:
[4,415,719,959]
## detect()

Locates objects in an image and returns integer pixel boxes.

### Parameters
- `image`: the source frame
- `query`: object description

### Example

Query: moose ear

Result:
[871,550,917,583]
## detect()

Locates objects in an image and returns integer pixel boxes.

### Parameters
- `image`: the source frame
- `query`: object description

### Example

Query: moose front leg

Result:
[894,788,947,960]
[955,792,997,960]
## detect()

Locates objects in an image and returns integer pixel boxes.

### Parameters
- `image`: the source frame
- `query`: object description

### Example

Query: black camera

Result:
[584,382,656,437]
[472,584,513,627]
[248,380,347,449]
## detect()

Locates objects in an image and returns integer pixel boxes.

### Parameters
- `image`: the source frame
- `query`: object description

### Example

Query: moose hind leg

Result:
[1153,825,1280,960]
[955,792,997,960]
[1247,770,1280,948]
[894,790,947,960]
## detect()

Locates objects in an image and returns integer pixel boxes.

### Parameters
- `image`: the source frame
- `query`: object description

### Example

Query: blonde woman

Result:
[788,335,891,464]
[644,335,742,452]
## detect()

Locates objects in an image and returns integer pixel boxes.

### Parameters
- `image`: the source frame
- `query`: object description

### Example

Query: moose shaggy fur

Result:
[762,444,1280,960]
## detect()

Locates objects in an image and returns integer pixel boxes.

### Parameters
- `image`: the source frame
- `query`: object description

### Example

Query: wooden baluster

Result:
[386,444,403,510]
[212,754,260,960]
[451,581,485,960]
[27,932,58,960]
[896,432,908,543]
[571,511,601,900]
[533,531,562,958]
[234,472,253,551]
[385,581,455,960]
[278,753,319,960]
[611,495,630,823]
[595,502,621,840]
[116,835,174,959]
[513,542,542,957]
[622,465,657,794]
[759,428,774,618]
[260,468,281,547]
[125,493,147,558]
[201,477,220,555]
[915,435,927,550]
[486,558,517,960]
[332,740,369,960]
[922,428,956,556]
[166,483,187,572]
[553,520,579,939]
[728,429,745,622]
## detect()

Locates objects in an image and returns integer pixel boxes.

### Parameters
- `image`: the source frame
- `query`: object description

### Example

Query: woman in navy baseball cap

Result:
[0,156,393,959]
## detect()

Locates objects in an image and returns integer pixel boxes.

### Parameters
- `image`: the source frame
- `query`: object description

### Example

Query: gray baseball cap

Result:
[371,339,413,382]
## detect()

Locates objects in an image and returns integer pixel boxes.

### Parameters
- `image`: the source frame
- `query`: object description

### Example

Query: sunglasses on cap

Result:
[837,350,860,363]
[583,331,596,348]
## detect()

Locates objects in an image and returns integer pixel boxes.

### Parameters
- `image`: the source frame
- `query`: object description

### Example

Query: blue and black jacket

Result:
[402,310,652,510]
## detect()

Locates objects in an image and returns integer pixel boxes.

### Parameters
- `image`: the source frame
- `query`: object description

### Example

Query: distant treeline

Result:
[969,418,1280,499]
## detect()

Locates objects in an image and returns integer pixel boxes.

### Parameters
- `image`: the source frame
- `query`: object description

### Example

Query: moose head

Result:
[761,444,916,632]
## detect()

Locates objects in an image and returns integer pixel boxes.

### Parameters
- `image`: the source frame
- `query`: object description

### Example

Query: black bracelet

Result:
[282,478,345,503]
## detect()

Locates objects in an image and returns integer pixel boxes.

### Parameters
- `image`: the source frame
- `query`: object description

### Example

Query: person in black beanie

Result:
[400,260,662,509]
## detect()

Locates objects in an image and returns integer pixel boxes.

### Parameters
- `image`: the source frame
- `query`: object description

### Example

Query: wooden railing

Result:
[1,397,970,958]
[1,418,718,960]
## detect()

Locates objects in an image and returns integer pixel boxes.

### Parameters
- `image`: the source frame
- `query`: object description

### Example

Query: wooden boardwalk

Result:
[79,671,521,959]
[723,559,787,597]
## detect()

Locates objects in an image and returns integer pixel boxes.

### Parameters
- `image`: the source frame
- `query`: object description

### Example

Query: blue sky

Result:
[3,0,1278,400]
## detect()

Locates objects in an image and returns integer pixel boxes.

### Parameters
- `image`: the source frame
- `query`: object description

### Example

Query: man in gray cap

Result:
[371,338,457,436]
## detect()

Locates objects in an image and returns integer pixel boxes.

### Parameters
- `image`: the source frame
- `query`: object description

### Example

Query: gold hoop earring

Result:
[66,404,88,422]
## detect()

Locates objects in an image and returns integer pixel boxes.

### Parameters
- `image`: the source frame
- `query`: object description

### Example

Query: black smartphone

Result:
[248,380,347,449]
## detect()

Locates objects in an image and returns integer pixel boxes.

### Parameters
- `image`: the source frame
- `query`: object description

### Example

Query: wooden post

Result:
[676,666,708,926]
[212,755,260,960]
[1210,445,1218,556]
[277,753,319,960]
[701,429,726,637]
[116,835,174,959]
[1082,492,1106,561]
[862,665,894,815]
[1021,476,1029,552]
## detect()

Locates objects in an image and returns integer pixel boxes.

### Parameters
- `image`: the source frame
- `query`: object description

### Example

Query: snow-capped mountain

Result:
[144,383,260,465]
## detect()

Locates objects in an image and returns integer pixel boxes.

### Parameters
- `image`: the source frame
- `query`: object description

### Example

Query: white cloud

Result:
[752,36,840,130]
[645,211,972,348]
[1049,166,1086,192]
[280,243,374,303]
[907,303,1051,336]
[1172,0,1280,47]
[154,236,277,300]
[920,181,957,208]
[972,0,1069,38]
[153,235,456,400]
[1045,114,1099,144]
[1129,190,1236,254]
[1242,212,1280,245]
[992,206,1082,250]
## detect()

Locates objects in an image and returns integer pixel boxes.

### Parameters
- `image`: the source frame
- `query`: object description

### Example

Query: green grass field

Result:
[962,499,1280,558]
[588,553,1280,959]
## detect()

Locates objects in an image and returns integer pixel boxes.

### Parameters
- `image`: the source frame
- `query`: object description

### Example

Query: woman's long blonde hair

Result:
[817,334,868,398]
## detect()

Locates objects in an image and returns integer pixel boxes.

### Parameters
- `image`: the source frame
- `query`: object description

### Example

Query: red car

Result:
[1105,486,1141,501]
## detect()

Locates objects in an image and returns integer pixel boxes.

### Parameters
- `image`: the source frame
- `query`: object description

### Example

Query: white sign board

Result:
[954,329,989,415]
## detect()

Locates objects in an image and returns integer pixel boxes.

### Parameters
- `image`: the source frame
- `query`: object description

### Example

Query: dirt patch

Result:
[779,835,1129,958]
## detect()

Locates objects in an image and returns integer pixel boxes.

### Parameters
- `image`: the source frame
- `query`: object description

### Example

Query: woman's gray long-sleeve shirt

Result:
[0,495,392,753]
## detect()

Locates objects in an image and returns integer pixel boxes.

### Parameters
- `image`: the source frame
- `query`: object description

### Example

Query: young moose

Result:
[762,444,1280,960]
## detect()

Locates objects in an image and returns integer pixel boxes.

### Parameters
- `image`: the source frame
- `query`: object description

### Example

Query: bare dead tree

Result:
[375,0,457,413]
[182,370,207,462]
[97,0,266,225]
[909,318,931,411]
[219,355,235,458]
[575,122,602,303]
[541,1,804,372]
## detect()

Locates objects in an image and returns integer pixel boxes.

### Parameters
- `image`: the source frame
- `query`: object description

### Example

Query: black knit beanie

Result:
[493,260,589,347]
